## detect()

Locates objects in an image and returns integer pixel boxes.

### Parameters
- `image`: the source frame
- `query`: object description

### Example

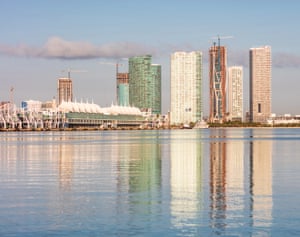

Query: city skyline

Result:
[1,1,300,116]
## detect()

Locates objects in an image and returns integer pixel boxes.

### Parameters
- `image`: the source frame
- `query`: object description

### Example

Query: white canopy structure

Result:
[58,101,142,116]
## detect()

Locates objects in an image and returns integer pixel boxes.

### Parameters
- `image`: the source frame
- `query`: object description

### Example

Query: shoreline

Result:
[1,125,300,132]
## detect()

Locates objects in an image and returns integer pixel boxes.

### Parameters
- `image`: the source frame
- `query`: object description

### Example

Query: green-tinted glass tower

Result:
[129,55,161,114]
[117,73,129,106]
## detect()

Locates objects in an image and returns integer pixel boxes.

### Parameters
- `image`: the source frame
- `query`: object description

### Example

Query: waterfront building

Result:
[209,43,227,123]
[227,66,243,122]
[129,55,161,114]
[170,51,203,125]
[249,46,272,123]
[117,73,129,106]
[21,100,42,112]
[42,99,57,111]
[57,101,145,128]
[267,114,300,125]
[58,78,73,105]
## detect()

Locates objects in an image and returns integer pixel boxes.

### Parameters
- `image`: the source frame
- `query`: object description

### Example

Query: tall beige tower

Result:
[249,46,271,123]
[58,78,73,105]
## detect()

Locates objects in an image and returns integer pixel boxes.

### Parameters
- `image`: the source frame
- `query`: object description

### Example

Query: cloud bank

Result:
[0,37,157,60]
[228,50,300,68]
[1,37,300,68]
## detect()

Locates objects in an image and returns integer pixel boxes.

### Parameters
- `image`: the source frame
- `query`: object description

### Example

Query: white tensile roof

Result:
[58,101,142,116]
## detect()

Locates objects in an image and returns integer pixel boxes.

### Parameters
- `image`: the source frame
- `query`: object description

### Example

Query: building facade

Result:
[117,73,129,106]
[129,55,161,114]
[227,66,243,122]
[58,78,73,105]
[209,44,227,123]
[170,51,202,125]
[249,46,272,123]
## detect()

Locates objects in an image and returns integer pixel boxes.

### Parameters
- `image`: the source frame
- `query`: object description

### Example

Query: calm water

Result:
[1,128,300,236]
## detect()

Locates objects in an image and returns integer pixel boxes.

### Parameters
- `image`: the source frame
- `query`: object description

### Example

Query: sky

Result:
[1,0,300,116]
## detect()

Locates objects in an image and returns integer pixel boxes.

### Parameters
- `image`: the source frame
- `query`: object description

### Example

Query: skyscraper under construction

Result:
[117,72,129,106]
[209,41,227,123]
[57,78,73,105]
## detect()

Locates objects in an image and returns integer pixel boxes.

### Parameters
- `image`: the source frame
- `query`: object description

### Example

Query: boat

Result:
[193,120,209,129]
[182,123,192,129]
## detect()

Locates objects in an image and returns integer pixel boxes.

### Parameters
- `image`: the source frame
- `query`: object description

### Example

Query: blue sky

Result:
[0,0,300,115]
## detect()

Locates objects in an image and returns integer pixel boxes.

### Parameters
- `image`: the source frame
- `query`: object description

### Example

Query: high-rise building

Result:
[57,78,73,105]
[117,73,129,106]
[209,44,227,123]
[249,46,271,123]
[170,51,202,125]
[227,66,243,122]
[129,55,161,114]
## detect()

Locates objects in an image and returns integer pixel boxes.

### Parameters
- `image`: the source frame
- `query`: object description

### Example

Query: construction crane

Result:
[99,59,128,105]
[61,68,87,79]
[211,35,234,46]
[99,60,126,76]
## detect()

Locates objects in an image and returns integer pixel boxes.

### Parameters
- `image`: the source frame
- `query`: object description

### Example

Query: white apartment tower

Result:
[228,66,243,121]
[170,51,202,125]
[249,46,272,123]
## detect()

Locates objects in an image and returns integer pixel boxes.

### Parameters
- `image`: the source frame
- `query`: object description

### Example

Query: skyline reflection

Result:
[208,129,273,235]
[250,130,273,229]
[170,131,203,230]
[209,129,227,234]
[0,129,284,236]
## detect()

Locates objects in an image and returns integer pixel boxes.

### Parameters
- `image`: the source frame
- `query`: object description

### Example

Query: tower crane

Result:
[61,68,87,79]
[211,35,234,47]
[99,60,127,75]
[99,59,128,105]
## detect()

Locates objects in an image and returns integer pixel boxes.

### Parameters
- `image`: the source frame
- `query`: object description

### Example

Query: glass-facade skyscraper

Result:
[170,51,203,125]
[129,55,161,114]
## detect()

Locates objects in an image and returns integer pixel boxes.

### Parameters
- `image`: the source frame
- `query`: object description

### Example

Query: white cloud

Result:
[0,37,157,60]
[1,38,300,68]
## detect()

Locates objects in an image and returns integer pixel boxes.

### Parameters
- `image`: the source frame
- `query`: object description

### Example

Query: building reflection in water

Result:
[225,130,245,229]
[250,130,273,228]
[170,131,203,230]
[209,129,227,233]
[115,131,162,230]
[209,128,273,235]
[58,142,74,191]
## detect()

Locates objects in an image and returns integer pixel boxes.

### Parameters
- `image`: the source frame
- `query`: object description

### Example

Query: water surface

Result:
[1,128,300,236]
